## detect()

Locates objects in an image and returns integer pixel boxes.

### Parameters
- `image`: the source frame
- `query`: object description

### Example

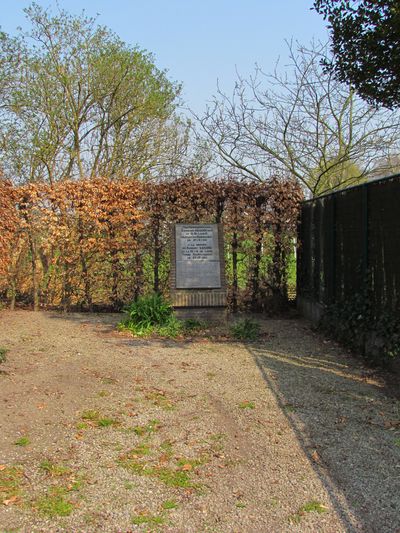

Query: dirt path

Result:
[0,311,399,532]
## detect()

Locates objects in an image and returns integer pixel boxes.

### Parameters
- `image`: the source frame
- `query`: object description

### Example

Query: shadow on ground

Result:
[247,322,400,533]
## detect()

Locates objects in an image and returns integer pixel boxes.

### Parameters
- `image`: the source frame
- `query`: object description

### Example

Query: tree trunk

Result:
[111,252,120,309]
[152,219,162,294]
[270,223,288,312]
[133,249,143,301]
[80,250,92,310]
[9,280,16,311]
[61,260,71,313]
[250,206,263,310]
[77,217,92,310]
[7,241,24,311]
[251,235,262,310]
[231,231,238,313]
[28,232,39,311]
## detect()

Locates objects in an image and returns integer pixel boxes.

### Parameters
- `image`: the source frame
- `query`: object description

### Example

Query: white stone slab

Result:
[176,224,221,288]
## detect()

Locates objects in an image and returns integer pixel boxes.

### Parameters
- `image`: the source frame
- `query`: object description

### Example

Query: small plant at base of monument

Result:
[183,318,208,332]
[230,318,260,341]
[123,293,172,328]
[156,316,183,338]
[118,294,183,338]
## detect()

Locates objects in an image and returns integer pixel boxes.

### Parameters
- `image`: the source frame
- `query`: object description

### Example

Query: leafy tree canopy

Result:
[314,0,400,108]
[0,3,187,183]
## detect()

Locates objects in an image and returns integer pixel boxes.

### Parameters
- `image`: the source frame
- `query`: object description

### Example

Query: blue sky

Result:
[1,1,329,115]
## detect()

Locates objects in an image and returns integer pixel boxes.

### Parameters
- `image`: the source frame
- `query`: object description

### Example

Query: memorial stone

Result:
[170,223,227,321]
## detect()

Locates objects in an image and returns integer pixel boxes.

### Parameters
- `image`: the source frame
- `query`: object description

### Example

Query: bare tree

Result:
[198,41,400,197]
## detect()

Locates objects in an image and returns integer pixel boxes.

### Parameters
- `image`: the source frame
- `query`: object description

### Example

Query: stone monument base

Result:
[174,306,227,324]
[171,288,227,324]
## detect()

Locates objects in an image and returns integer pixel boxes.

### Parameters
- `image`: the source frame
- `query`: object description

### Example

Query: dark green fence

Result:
[297,174,400,316]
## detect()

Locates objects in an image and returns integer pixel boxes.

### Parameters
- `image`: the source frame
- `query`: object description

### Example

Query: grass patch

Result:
[39,461,71,477]
[183,319,207,332]
[238,401,255,409]
[125,443,152,458]
[131,513,165,526]
[394,438,400,447]
[98,417,117,427]
[133,419,160,436]
[118,458,197,490]
[230,318,260,341]
[155,317,183,338]
[35,487,74,517]
[289,500,328,523]
[0,347,8,364]
[236,502,246,509]
[159,441,174,458]
[157,468,193,488]
[117,430,204,491]
[80,410,118,428]
[209,433,226,441]
[283,403,296,413]
[81,410,100,421]
[207,433,226,453]
[119,459,153,476]
[145,390,175,411]
[68,476,84,491]
[300,501,328,513]
[14,436,30,447]
[0,466,24,504]
[162,499,178,510]
[100,377,117,385]
[176,456,208,469]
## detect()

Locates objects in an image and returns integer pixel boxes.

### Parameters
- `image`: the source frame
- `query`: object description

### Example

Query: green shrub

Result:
[119,294,182,338]
[155,315,183,338]
[230,318,260,341]
[123,293,173,328]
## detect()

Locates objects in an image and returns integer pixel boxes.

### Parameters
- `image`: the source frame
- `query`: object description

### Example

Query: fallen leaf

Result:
[311,450,322,463]
[0,465,6,471]
[384,419,400,429]
[3,495,19,506]
[181,464,192,471]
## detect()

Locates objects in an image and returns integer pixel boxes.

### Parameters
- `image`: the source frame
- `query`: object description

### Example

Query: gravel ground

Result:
[0,310,399,533]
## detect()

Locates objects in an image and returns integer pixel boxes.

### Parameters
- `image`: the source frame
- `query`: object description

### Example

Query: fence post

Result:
[329,195,336,304]
[361,184,369,278]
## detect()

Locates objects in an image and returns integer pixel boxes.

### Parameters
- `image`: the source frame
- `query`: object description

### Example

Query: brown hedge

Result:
[0,176,303,312]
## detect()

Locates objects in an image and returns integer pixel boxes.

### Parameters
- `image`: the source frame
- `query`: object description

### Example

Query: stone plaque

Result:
[176,224,221,289]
